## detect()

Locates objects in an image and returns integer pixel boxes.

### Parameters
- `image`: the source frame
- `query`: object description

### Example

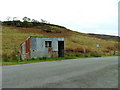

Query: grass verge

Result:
[2,55,118,66]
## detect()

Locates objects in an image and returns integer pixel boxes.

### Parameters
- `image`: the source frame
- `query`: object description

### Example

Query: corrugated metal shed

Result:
[20,36,64,60]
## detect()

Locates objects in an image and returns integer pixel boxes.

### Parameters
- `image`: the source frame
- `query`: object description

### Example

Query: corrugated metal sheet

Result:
[21,37,64,60]
[30,37,37,58]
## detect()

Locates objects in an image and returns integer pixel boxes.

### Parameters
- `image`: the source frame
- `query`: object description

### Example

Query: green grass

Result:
[3,55,118,66]
[1,56,96,66]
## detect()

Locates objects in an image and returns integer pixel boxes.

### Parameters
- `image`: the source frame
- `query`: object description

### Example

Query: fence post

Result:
[84,48,86,56]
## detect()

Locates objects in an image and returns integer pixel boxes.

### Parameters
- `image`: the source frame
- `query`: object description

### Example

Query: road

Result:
[2,56,118,88]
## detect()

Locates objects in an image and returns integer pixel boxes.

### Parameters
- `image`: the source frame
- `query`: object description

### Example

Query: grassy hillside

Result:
[2,25,118,61]
[88,33,119,42]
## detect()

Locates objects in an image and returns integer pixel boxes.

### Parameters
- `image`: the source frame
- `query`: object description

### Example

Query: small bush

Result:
[43,57,47,60]
[90,52,101,57]
[38,57,42,60]
[64,56,76,59]
[75,53,84,57]
[55,30,62,33]
[84,54,89,57]
[11,54,19,62]
[43,29,52,33]
[39,57,47,60]
[106,46,115,51]
[32,58,35,60]
[2,53,9,62]
[75,54,80,57]
[2,53,20,62]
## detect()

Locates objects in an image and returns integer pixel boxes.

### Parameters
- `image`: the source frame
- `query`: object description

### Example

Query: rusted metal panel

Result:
[26,38,30,53]
[48,48,58,57]
[25,53,30,60]
[48,47,52,57]
[23,38,30,60]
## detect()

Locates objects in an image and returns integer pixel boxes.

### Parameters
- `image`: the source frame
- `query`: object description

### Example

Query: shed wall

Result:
[21,37,64,60]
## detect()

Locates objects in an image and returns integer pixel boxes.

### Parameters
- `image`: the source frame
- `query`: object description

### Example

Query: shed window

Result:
[45,41,52,47]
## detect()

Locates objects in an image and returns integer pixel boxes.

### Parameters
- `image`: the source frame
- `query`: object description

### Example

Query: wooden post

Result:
[84,48,86,56]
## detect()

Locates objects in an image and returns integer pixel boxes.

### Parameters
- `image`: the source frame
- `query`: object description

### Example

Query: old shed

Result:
[20,36,64,60]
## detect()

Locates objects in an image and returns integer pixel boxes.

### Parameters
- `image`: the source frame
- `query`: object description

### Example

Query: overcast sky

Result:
[0,0,119,36]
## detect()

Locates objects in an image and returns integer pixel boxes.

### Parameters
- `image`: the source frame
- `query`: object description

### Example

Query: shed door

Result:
[58,41,64,57]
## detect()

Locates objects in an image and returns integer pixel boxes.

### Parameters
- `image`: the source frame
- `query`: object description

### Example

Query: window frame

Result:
[45,41,52,48]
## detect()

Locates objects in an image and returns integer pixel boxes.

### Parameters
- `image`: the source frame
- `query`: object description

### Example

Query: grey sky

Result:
[0,0,119,36]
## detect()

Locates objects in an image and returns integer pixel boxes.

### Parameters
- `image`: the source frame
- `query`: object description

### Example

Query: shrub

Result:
[75,54,80,57]
[84,54,89,57]
[32,58,35,60]
[75,53,84,57]
[2,53,20,62]
[43,57,47,60]
[106,46,115,51]
[11,54,19,62]
[2,53,9,62]
[90,52,101,57]
[74,48,84,53]
[64,56,76,59]
[43,29,52,33]
[39,57,47,60]
[55,30,62,33]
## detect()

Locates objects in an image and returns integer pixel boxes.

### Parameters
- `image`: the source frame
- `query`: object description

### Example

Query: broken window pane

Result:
[45,41,52,47]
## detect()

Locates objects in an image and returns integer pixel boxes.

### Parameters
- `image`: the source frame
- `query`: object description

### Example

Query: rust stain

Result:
[26,38,30,53]
[48,48,52,57]
[25,38,30,59]
[48,48,58,57]
[23,53,30,60]
[52,51,58,57]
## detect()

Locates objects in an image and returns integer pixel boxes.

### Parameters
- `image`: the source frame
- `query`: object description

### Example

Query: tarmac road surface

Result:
[2,56,118,88]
